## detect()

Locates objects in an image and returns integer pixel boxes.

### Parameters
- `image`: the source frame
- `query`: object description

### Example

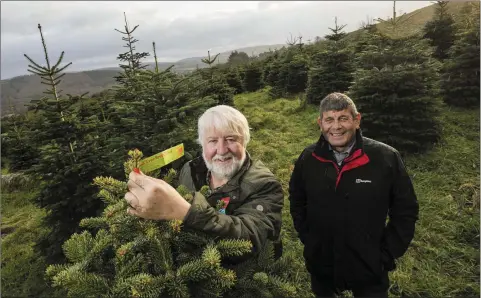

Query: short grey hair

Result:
[197,105,250,147]
[319,92,359,119]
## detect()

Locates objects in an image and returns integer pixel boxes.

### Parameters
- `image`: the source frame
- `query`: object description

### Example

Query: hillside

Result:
[2,88,479,297]
[344,1,468,42]
[1,69,120,115]
[0,44,284,115]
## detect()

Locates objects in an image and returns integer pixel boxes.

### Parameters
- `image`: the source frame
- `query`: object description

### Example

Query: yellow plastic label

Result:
[138,143,184,172]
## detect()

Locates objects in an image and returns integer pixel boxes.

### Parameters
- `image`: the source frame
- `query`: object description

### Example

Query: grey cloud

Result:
[1,1,432,79]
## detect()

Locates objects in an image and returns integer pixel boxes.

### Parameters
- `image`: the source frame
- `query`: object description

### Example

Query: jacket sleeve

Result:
[288,149,308,244]
[381,150,419,270]
[178,161,196,192]
[182,179,284,253]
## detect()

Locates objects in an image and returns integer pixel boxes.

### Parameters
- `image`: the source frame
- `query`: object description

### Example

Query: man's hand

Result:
[125,170,191,221]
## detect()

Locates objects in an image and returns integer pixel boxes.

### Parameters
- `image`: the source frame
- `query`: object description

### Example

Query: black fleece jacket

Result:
[289,129,419,289]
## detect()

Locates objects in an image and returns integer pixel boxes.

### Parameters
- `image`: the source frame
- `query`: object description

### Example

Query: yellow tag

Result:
[138,143,185,172]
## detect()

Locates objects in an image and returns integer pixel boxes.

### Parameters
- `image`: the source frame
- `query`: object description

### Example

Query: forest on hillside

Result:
[1,1,480,297]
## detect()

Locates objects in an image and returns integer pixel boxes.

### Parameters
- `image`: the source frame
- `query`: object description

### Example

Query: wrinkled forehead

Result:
[203,126,242,139]
[322,108,354,118]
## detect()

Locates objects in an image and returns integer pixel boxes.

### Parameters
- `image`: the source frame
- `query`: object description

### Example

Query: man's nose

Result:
[216,139,228,154]
[334,119,343,129]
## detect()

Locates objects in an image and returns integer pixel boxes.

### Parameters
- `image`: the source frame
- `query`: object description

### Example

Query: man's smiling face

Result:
[202,128,246,180]
[318,108,361,152]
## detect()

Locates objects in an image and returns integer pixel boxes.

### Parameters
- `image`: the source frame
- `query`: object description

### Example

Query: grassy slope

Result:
[343,1,471,43]
[234,89,480,297]
[1,89,479,297]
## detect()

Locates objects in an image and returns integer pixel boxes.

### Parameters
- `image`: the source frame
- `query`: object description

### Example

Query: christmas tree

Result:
[22,23,115,263]
[197,51,235,106]
[348,25,442,154]
[241,60,264,93]
[440,2,480,108]
[266,48,309,99]
[46,149,302,298]
[306,17,353,105]
[422,1,456,61]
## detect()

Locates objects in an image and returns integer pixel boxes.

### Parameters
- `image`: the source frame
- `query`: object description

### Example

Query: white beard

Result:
[203,152,245,180]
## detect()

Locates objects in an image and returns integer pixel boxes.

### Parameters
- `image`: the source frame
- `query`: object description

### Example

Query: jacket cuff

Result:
[381,248,396,271]
[182,191,210,226]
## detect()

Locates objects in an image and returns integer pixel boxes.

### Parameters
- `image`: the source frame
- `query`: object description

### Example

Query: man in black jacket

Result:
[289,93,419,298]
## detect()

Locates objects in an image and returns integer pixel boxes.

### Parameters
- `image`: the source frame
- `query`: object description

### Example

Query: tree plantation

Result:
[1,2,479,297]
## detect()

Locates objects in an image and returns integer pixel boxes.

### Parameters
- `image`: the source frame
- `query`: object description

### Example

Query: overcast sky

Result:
[1,1,432,80]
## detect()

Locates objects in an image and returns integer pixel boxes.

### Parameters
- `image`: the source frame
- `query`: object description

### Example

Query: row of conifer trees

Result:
[0,2,479,297]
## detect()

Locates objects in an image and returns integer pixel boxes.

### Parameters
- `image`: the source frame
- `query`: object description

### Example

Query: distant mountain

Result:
[1,44,284,115]
[169,45,287,68]
[1,69,121,115]
[95,45,286,72]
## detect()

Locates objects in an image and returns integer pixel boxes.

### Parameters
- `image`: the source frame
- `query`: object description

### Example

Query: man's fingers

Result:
[125,192,139,209]
[144,174,167,185]
[127,206,140,217]
[127,177,146,192]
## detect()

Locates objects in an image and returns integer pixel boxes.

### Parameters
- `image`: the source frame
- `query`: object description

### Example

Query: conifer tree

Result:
[440,2,480,108]
[324,17,347,41]
[201,50,221,80]
[423,1,456,61]
[227,50,250,66]
[265,59,284,98]
[106,13,152,154]
[113,12,150,100]
[242,60,264,92]
[306,18,353,105]
[22,24,115,263]
[261,52,279,87]
[107,14,217,159]
[267,48,309,99]
[46,149,304,298]
[23,24,76,160]
[198,51,235,106]
[348,13,442,154]
[224,67,244,94]
[285,53,309,95]
[0,105,39,171]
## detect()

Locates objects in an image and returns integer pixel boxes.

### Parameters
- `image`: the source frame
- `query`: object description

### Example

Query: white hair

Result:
[197,105,250,147]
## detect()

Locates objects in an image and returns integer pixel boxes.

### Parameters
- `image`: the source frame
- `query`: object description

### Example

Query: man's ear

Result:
[317,116,323,132]
[355,113,362,129]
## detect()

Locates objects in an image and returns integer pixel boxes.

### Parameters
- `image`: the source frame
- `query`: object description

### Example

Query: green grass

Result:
[375,1,470,38]
[234,90,480,297]
[1,89,478,298]
[342,1,473,43]
[236,90,322,297]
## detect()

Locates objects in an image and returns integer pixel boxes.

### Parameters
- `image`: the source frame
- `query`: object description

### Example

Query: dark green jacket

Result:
[179,152,284,259]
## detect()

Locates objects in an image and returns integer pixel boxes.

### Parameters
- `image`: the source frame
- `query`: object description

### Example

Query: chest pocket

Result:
[340,164,391,209]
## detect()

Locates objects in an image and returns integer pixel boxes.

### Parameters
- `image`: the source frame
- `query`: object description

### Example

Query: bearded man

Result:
[124,105,284,262]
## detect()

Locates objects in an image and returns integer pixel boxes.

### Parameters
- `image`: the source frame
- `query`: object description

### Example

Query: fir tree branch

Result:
[216,239,253,258]
[27,69,46,76]
[23,54,48,71]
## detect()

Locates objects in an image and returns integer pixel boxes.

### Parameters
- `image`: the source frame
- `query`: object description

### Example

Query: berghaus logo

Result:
[356,179,372,183]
